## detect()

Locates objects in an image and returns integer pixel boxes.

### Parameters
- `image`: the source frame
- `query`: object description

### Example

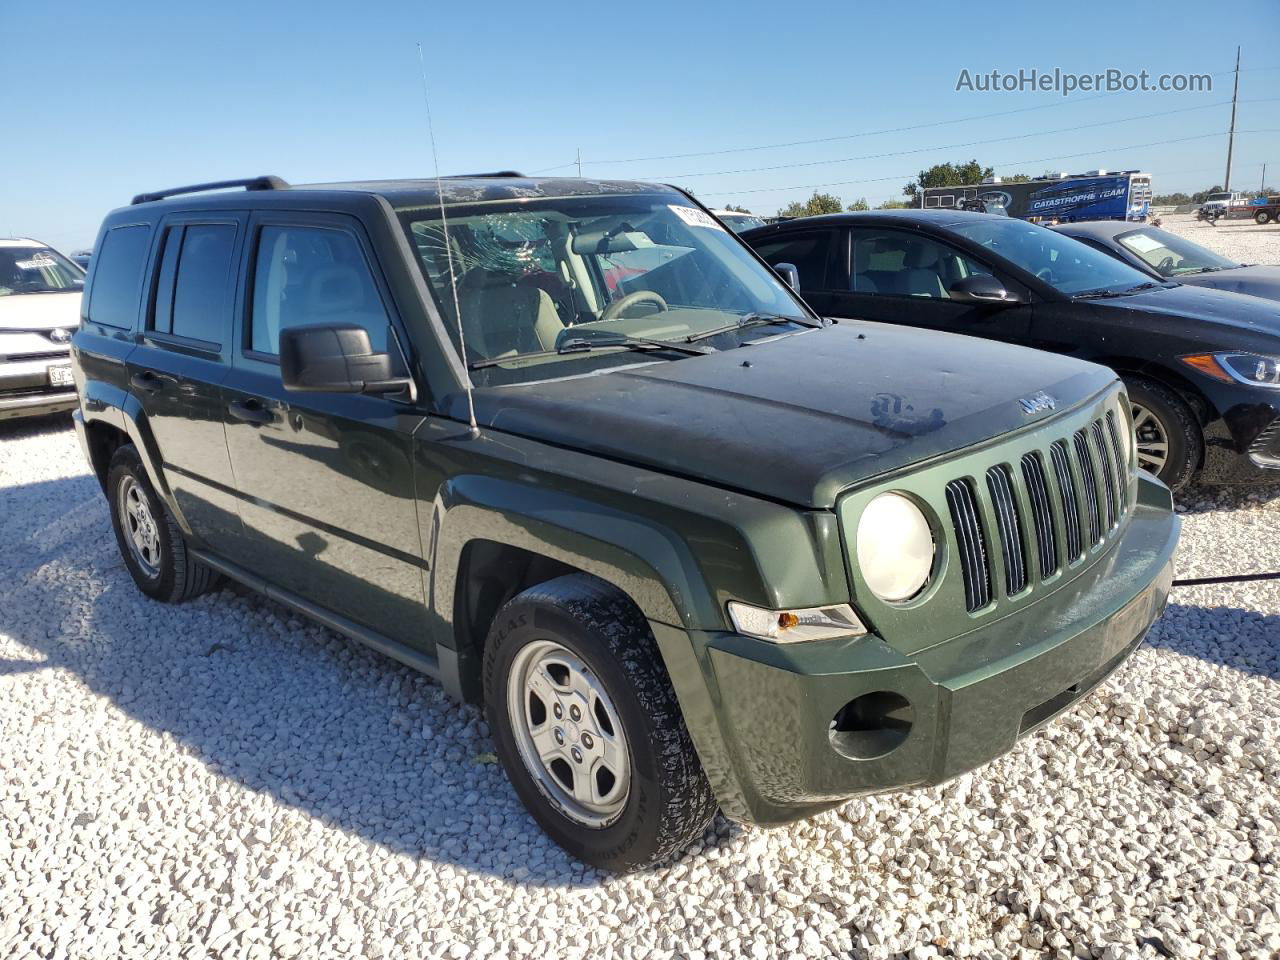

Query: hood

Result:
[454,322,1116,508]
[0,291,82,332]
[1175,265,1280,304]
[1088,282,1280,337]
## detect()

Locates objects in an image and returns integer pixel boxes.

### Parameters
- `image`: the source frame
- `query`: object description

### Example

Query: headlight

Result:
[1181,352,1280,388]
[727,601,866,643]
[856,492,935,602]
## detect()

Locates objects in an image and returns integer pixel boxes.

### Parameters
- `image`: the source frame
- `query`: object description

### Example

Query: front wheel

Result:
[1124,378,1201,491]
[1256,210,1273,226]
[483,574,717,872]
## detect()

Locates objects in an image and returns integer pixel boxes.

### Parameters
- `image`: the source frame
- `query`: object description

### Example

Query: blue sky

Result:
[5,0,1278,251]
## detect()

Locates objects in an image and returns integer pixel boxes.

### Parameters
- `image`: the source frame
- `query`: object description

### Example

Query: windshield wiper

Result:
[685,312,820,343]
[1073,281,1161,301]
[467,335,712,370]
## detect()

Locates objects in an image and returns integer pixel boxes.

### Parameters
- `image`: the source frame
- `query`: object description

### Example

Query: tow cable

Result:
[1172,571,1280,587]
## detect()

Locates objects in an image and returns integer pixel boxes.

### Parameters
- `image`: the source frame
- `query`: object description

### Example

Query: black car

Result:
[743,211,1280,490]
[1051,221,1280,302]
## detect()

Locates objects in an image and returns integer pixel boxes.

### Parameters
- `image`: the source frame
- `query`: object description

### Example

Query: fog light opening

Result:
[828,691,914,760]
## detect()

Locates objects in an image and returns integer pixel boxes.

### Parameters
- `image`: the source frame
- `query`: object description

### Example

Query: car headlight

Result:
[856,492,935,602]
[727,601,866,643]
[1181,352,1280,388]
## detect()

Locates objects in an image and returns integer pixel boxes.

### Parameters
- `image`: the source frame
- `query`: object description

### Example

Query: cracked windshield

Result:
[402,194,814,383]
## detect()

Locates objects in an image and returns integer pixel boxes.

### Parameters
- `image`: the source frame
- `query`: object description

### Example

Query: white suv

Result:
[0,238,84,421]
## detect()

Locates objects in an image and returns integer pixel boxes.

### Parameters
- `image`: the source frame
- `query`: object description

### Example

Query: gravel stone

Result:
[2,229,1279,960]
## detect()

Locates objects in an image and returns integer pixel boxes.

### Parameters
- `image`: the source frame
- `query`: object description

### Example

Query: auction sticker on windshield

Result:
[16,254,57,270]
[1122,233,1165,254]
[669,205,725,230]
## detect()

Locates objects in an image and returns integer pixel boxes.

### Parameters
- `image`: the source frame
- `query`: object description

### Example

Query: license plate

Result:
[48,364,74,387]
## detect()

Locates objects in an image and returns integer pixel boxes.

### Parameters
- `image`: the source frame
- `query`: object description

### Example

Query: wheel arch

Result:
[1091,356,1216,425]
[428,475,717,703]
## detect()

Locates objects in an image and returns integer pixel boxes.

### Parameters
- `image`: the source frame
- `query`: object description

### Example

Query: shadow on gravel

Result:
[1145,600,1280,682]
[0,471,738,887]
[0,412,75,444]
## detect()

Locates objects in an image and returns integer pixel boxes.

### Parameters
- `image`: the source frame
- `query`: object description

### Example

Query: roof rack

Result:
[443,171,525,179]
[131,175,289,205]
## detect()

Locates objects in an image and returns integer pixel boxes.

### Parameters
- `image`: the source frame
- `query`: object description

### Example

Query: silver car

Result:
[0,239,84,421]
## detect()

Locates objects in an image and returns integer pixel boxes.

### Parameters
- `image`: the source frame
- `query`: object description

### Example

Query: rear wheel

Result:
[107,445,219,602]
[483,574,717,872]
[1124,378,1200,491]
[1257,210,1273,225]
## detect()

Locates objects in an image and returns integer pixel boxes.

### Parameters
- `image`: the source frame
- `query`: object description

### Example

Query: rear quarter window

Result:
[86,224,152,328]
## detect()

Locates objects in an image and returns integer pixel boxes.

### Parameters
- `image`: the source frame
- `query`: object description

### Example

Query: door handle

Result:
[129,371,165,394]
[227,398,275,425]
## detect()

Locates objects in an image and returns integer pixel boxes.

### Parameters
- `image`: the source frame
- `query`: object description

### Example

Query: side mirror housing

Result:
[279,324,410,394]
[948,274,1021,305]
[773,261,801,290]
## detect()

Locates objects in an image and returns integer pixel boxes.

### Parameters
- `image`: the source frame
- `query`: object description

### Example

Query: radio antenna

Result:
[417,41,478,437]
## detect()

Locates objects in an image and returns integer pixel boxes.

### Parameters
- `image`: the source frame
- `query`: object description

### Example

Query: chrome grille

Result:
[1050,440,1083,562]
[1091,420,1118,529]
[944,409,1134,614]
[1021,452,1058,580]
[945,478,990,612]
[987,465,1027,595]
[1074,430,1102,546]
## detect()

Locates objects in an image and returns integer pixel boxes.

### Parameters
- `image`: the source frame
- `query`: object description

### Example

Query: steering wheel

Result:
[1156,255,1176,276]
[600,290,668,322]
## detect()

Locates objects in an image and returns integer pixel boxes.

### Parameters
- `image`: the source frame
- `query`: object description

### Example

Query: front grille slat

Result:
[1050,440,1083,561]
[1021,452,1058,580]
[986,465,1027,595]
[1105,411,1129,508]
[1091,420,1118,529]
[1073,430,1102,546]
[945,479,991,612]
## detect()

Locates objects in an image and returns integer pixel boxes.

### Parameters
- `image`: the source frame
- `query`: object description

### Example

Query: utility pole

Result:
[1224,46,1240,191]
[1262,163,1267,196]
[576,147,582,178]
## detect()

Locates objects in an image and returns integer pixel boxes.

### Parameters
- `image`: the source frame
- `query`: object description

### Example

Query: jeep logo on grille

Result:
[1018,391,1056,416]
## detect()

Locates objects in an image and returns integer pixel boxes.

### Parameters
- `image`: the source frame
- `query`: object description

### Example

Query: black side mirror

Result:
[948,274,1021,305]
[280,325,411,394]
[773,262,800,290]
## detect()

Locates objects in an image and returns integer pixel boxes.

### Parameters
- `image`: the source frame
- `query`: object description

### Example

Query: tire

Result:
[1123,378,1200,492]
[483,573,717,872]
[1256,210,1273,226]
[107,444,219,602]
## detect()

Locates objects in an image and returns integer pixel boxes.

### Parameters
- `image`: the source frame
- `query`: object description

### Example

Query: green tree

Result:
[903,159,993,202]
[778,191,845,218]
[722,204,751,213]
[876,198,913,209]
[1002,173,1032,183]
[846,197,870,211]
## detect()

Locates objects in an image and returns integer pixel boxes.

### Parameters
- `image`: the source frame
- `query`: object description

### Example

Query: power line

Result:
[699,129,1280,197]
[582,67,1249,166]
[656,100,1266,180]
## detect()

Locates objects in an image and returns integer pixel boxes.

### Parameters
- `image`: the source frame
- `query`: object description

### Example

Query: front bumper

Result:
[1192,382,1280,484]
[0,354,77,421]
[655,476,1179,825]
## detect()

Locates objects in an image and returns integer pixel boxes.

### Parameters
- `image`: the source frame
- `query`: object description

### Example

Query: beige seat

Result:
[455,268,565,359]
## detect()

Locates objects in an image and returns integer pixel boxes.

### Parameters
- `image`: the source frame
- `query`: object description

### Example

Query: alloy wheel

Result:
[506,639,631,828]
[119,476,162,578]
[1131,401,1169,476]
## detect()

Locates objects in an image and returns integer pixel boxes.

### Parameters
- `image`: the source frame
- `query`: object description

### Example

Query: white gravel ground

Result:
[2,217,1279,960]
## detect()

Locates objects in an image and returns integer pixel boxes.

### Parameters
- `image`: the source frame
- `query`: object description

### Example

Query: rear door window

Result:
[170,224,237,345]
[750,231,835,290]
[87,224,152,328]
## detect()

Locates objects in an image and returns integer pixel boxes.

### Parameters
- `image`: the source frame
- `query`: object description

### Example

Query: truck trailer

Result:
[922,170,1153,223]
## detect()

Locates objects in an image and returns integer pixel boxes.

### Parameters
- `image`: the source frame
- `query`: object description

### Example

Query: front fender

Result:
[430,474,702,635]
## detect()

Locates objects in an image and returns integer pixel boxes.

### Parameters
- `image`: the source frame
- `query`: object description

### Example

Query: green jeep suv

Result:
[71,174,1179,871]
